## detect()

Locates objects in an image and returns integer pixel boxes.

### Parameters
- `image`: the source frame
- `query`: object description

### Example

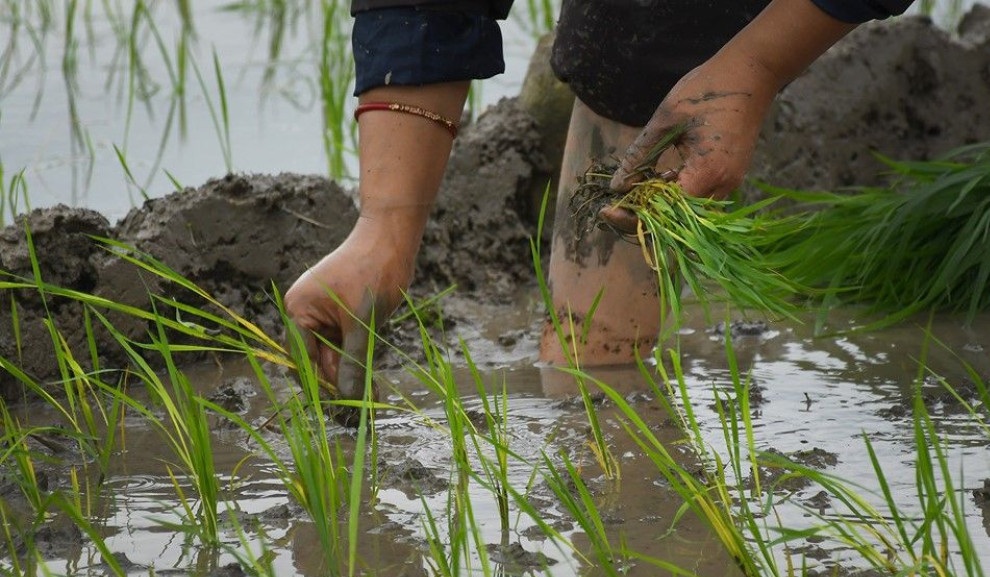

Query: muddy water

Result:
[7,298,989,576]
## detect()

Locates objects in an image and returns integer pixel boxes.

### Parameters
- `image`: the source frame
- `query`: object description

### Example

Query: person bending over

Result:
[284,0,913,406]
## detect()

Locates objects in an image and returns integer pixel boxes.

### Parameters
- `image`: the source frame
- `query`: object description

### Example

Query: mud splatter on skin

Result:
[553,124,626,267]
[682,90,752,106]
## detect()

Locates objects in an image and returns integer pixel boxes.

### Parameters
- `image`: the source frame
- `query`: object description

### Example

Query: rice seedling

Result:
[191,48,234,174]
[220,509,277,577]
[193,293,382,573]
[582,173,810,331]
[0,227,125,480]
[384,290,588,577]
[131,0,192,184]
[0,403,48,519]
[0,164,30,227]
[395,316,490,576]
[509,0,558,38]
[0,399,126,576]
[764,141,990,331]
[524,0,558,35]
[48,469,127,577]
[0,504,26,576]
[573,312,990,577]
[751,372,988,575]
[319,0,355,179]
[91,308,224,545]
[200,368,354,573]
[918,0,967,25]
[532,184,620,480]
[112,144,151,202]
[538,451,634,577]
[5,155,987,577]
[3,255,365,568]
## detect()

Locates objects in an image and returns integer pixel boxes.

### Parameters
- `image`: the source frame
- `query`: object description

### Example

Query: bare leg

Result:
[540,99,661,367]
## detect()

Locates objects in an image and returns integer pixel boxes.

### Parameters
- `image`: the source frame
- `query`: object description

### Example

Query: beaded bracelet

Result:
[354,102,460,138]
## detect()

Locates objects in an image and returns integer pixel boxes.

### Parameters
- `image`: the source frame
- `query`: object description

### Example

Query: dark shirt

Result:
[551,0,769,126]
[812,0,913,22]
[351,0,510,18]
[351,0,914,22]
[349,0,916,124]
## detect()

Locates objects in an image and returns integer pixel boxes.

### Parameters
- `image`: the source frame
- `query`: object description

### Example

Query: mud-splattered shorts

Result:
[352,6,504,96]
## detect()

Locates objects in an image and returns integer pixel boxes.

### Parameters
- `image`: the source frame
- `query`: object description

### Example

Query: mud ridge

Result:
[3,10,990,400]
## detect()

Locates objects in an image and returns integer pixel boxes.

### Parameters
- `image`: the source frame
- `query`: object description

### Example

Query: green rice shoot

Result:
[764,140,990,331]
[613,178,809,327]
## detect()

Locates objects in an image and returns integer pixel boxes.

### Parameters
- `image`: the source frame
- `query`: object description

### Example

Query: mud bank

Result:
[0,98,547,399]
[3,11,990,400]
[749,6,990,192]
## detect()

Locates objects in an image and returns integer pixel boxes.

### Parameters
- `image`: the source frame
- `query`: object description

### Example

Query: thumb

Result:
[610,121,689,193]
[333,290,380,402]
[610,129,658,194]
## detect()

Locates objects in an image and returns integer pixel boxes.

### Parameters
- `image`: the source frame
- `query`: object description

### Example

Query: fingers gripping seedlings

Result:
[571,160,808,329]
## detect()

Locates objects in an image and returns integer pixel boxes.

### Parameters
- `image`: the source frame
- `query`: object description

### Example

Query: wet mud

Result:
[3,10,990,576]
[749,6,990,195]
[4,13,990,400]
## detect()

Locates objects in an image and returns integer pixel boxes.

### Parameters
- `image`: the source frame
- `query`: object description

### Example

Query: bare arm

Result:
[285,82,469,406]
[610,0,858,199]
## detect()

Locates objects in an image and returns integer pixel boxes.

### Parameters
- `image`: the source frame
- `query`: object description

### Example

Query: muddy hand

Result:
[284,238,409,426]
[608,0,859,210]
[285,280,381,427]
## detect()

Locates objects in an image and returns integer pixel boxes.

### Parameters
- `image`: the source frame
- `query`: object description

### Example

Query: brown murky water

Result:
[7,296,989,576]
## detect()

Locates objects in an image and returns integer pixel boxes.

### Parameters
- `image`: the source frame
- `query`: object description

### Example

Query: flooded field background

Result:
[2,1,989,575]
[0,1,979,221]
[0,0,547,221]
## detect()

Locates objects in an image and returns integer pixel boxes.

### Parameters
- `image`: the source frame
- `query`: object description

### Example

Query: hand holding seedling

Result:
[604,0,858,231]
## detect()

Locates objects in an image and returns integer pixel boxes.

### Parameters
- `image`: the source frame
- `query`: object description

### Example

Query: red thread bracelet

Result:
[354,102,459,138]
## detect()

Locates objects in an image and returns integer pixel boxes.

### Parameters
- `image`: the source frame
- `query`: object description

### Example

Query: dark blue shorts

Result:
[352,7,504,96]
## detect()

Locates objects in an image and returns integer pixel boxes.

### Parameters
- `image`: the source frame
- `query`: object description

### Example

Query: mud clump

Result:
[1,174,359,400]
[419,97,549,297]
[749,11,990,195]
[0,207,113,400]
[4,11,990,401]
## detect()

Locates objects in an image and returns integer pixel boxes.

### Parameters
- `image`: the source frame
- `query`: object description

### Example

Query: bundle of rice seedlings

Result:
[618,179,809,325]
[571,158,810,328]
[764,141,990,329]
